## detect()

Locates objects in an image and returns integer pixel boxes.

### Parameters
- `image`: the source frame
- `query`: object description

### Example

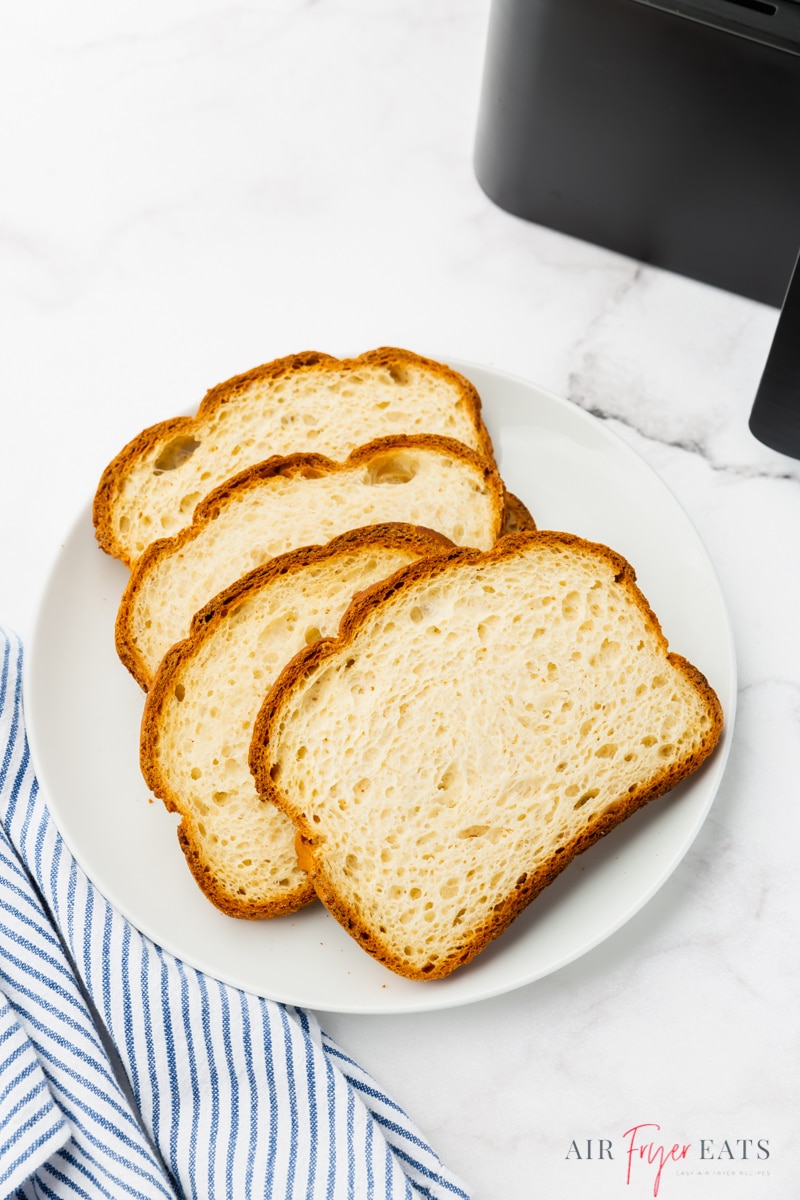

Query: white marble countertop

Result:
[2,3,798,1197]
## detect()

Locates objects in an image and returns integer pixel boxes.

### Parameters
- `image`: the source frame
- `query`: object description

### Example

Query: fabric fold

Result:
[0,629,470,1200]
[0,989,71,1197]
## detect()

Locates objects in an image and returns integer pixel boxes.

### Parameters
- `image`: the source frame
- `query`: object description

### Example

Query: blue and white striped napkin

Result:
[0,629,470,1200]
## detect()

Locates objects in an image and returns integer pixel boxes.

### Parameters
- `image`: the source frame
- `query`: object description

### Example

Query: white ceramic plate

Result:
[24,361,736,1014]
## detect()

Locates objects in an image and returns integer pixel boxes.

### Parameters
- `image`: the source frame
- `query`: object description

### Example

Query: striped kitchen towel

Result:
[0,629,470,1200]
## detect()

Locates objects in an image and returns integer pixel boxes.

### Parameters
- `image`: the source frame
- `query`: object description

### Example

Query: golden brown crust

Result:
[303,748,685,978]
[250,529,724,978]
[304,677,722,977]
[250,532,640,799]
[141,521,456,794]
[93,347,495,564]
[193,432,503,519]
[140,523,456,920]
[175,819,316,920]
[93,415,192,564]
[116,434,507,690]
[500,491,537,535]
[191,522,455,644]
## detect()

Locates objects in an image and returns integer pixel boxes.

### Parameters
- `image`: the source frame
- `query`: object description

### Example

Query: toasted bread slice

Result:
[94,348,496,566]
[499,490,536,535]
[141,525,454,919]
[116,434,506,690]
[251,532,723,981]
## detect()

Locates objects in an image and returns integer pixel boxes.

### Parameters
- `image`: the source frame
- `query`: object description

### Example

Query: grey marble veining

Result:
[1,3,798,1197]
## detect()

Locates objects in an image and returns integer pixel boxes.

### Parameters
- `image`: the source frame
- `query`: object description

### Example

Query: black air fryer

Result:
[474,0,800,458]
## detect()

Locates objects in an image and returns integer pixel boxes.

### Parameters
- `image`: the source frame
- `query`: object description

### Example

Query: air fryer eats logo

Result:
[565,1124,770,1196]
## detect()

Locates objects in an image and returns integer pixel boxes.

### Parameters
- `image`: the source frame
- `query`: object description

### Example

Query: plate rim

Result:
[22,357,737,1014]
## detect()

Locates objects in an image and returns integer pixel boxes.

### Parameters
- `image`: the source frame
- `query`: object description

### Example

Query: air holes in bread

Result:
[178,492,201,516]
[562,591,580,619]
[459,825,491,839]
[304,626,322,646]
[477,615,498,643]
[174,684,185,702]
[153,436,201,474]
[365,454,417,485]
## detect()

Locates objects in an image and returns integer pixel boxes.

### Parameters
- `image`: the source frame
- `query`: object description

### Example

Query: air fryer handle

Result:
[749,248,800,459]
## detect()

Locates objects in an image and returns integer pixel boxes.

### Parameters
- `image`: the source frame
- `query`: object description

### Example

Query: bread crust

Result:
[499,490,537,535]
[251,530,724,980]
[93,347,496,565]
[140,524,456,919]
[115,433,506,690]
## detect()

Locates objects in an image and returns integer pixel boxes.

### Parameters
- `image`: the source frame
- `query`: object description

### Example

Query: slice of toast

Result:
[116,434,507,690]
[93,347,496,566]
[140,525,454,919]
[250,531,723,981]
[499,490,536,536]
